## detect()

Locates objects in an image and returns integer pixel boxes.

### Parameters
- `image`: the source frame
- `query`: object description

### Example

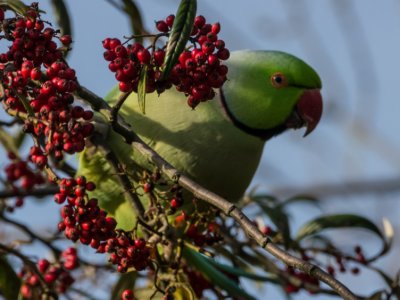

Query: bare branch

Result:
[0,185,58,199]
[271,176,400,199]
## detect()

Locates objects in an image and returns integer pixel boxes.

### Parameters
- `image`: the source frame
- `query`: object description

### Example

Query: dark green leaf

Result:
[296,214,384,241]
[137,66,147,114]
[121,0,144,42]
[207,259,280,283]
[278,194,319,208]
[0,256,21,300]
[162,0,196,79]
[110,272,136,300]
[183,248,257,300]
[0,127,19,156]
[14,131,26,149]
[50,0,71,37]
[0,0,28,15]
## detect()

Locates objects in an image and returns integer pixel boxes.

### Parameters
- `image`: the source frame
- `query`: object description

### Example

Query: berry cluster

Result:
[18,248,77,299]
[3,152,45,211]
[168,15,230,108]
[0,4,93,163]
[103,14,229,108]
[56,176,151,273]
[185,221,223,247]
[325,245,364,276]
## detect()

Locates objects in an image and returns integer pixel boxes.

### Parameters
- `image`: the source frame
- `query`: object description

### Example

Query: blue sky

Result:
[3,1,400,299]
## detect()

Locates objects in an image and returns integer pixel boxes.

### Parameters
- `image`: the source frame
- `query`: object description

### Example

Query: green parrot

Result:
[79,50,322,230]
[78,50,322,299]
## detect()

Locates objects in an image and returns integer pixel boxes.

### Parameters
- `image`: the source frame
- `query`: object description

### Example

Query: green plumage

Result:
[78,50,321,231]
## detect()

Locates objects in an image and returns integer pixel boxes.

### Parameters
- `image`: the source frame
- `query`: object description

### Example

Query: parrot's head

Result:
[220,50,323,140]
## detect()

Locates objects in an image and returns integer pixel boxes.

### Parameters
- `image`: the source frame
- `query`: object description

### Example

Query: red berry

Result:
[103,50,116,61]
[102,38,112,50]
[211,22,221,34]
[60,35,72,46]
[121,289,134,300]
[0,9,4,22]
[109,38,121,50]
[114,45,127,58]
[153,49,165,66]
[201,42,215,55]
[215,40,225,49]
[217,48,230,60]
[119,81,133,93]
[170,198,180,209]
[35,20,44,31]
[207,54,220,67]
[207,32,218,42]
[86,182,96,191]
[122,62,138,78]
[156,20,169,33]
[137,49,151,64]
[179,51,192,66]
[38,259,50,273]
[165,15,175,27]
[194,15,206,28]
[30,68,42,80]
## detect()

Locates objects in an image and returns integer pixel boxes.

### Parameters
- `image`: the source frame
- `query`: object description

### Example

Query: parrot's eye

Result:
[270,73,288,88]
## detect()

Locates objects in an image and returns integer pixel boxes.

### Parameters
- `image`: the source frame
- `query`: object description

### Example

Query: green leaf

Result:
[207,259,280,284]
[0,0,28,15]
[278,194,319,208]
[0,127,19,156]
[296,214,384,241]
[0,256,21,300]
[49,0,72,37]
[121,0,144,42]
[162,0,197,79]
[110,272,137,300]
[137,66,147,114]
[14,131,26,150]
[183,248,257,300]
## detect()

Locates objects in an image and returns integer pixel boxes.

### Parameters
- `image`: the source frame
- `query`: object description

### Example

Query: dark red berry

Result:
[156,21,169,33]
[194,15,206,28]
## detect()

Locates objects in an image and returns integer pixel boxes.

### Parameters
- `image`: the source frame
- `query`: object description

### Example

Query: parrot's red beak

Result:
[285,89,323,137]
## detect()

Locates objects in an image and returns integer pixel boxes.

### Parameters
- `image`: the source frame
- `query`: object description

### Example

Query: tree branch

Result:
[76,86,360,300]
[271,176,400,199]
[0,185,59,199]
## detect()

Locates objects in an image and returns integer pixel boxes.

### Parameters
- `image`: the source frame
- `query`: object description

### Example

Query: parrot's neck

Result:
[218,88,287,141]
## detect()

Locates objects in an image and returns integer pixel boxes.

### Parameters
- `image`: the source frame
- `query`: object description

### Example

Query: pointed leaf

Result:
[183,248,257,300]
[110,272,137,300]
[296,214,384,241]
[162,0,197,79]
[0,256,21,300]
[0,0,28,15]
[137,66,147,114]
[121,0,145,42]
[49,0,71,36]
[0,127,19,156]
[207,259,280,283]
[278,194,319,208]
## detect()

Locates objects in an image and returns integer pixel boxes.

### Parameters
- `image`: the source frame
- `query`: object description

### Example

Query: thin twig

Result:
[0,185,59,199]
[91,134,161,239]
[0,243,55,297]
[110,92,132,126]
[76,85,360,300]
